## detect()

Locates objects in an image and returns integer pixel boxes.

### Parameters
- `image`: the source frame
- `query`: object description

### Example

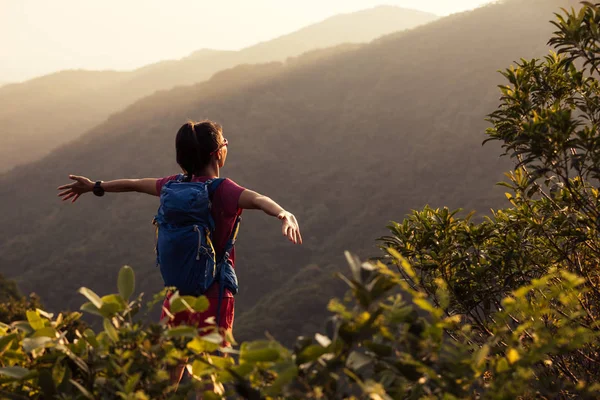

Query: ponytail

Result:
[175,120,222,178]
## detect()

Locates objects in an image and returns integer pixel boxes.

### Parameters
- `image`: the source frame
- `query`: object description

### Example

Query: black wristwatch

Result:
[93,181,105,197]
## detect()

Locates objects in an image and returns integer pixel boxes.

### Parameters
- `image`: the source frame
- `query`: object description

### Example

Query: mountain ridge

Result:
[0,6,437,173]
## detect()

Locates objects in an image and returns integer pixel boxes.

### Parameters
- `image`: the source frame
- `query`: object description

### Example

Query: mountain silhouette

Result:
[0,6,436,173]
[0,0,579,344]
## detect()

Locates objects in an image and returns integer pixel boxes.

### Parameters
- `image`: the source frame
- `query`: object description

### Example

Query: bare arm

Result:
[238,189,302,244]
[57,175,158,203]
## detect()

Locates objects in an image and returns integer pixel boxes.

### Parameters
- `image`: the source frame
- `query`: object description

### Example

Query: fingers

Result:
[281,214,303,244]
[282,222,288,237]
[296,227,303,245]
[57,189,73,198]
[72,194,81,203]
[283,223,294,243]
[62,192,77,202]
[57,182,75,190]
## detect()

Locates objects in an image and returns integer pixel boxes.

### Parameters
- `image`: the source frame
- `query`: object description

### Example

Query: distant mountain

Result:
[0,6,437,173]
[0,0,578,344]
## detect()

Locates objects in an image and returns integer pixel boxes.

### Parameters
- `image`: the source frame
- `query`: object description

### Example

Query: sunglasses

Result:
[210,138,228,156]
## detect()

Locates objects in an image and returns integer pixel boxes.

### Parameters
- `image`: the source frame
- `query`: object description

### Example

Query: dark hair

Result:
[175,120,223,181]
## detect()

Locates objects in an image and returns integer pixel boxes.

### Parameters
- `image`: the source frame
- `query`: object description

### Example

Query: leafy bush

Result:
[379,2,600,397]
[1,258,599,399]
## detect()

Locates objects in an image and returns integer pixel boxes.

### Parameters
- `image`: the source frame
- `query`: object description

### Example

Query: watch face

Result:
[93,182,105,196]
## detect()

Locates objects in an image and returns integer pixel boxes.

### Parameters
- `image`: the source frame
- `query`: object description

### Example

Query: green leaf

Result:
[201,332,224,344]
[101,294,126,309]
[193,296,210,313]
[388,248,417,280]
[69,379,94,400]
[230,363,254,378]
[52,363,66,388]
[507,348,520,364]
[0,366,30,379]
[103,318,119,342]
[10,321,33,334]
[33,327,57,338]
[187,337,220,354]
[170,296,197,313]
[297,344,329,364]
[0,334,17,354]
[496,358,510,373]
[413,298,436,314]
[124,373,140,394]
[83,329,99,348]
[475,344,490,368]
[22,336,52,353]
[118,265,135,300]
[99,301,122,318]
[346,351,372,370]
[78,287,103,309]
[26,310,45,331]
[240,348,280,363]
[80,302,103,317]
[166,326,197,338]
[190,359,213,378]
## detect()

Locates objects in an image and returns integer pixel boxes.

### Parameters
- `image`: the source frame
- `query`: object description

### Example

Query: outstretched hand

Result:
[57,175,94,203]
[278,211,303,244]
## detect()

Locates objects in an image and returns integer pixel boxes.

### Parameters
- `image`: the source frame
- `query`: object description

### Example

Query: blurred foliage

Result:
[1,261,598,398]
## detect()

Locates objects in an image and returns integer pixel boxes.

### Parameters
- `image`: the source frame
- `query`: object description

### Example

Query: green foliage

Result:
[379,2,600,397]
[2,259,599,398]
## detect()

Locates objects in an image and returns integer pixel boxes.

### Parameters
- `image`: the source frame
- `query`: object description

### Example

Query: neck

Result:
[197,162,219,178]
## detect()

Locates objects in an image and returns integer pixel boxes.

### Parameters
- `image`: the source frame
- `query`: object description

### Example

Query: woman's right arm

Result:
[57,175,158,203]
[238,189,302,244]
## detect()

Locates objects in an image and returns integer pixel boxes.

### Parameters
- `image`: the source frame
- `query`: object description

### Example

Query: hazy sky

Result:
[0,0,492,83]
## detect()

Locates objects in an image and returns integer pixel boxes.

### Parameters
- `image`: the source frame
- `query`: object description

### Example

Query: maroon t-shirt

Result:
[155,175,245,297]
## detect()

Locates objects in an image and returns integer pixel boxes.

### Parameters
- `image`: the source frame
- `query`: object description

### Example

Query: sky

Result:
[0,0,493,83]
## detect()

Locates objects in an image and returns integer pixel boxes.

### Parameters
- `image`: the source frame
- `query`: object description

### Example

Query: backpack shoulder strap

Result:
[207,178,225,197]
[221,215,241,260]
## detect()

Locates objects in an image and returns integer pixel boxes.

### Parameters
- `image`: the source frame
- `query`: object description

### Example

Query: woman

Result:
[57,120,302,346]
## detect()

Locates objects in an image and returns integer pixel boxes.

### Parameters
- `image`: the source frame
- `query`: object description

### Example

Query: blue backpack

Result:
[153,175,240,303]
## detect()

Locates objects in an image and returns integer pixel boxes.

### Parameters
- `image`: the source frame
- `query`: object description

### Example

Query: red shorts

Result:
[160,292,235,346]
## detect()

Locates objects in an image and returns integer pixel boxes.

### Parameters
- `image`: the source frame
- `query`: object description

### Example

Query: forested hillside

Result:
[0,6,435,172]
[0,0,578,344]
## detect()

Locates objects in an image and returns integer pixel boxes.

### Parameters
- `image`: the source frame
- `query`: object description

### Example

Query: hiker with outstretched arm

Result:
[57,120,302,385]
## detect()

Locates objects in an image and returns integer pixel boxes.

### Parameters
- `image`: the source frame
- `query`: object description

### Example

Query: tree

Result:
[379,2,600,395]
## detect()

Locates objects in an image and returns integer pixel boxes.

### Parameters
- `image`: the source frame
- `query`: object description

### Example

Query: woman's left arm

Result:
[57,175,158,203]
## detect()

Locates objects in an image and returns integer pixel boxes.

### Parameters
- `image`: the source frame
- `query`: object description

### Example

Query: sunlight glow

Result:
[0,0,493,82]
